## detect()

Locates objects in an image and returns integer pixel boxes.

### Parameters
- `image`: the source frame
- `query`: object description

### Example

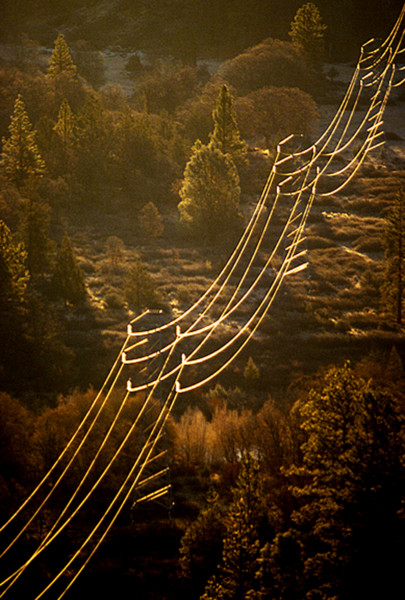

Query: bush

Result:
[103,291,125,310]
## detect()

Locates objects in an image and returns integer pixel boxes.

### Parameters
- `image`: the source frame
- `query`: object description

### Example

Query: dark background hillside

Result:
[1,0,404,61]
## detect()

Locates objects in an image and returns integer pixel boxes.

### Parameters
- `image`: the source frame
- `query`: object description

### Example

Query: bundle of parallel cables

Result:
[0,8,404,598]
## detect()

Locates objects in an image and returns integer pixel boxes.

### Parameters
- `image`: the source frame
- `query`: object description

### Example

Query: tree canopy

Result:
[178,140,241,243]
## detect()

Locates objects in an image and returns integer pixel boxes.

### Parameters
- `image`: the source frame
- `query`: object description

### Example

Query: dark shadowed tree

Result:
[18,192,53,275]
[51,233,86,306]
[381,186,405,325]
[266,363,405,600]
[201,456,264,600]
[179,489,225,597]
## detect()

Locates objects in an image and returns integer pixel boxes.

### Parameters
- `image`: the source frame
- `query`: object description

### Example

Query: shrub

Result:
[103,291,125,310]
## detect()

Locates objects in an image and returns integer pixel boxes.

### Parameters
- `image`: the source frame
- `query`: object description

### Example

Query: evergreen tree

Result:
[210,84,247,168]
[178,140,241,243]
[139,201,164,240]
[18,194,53,276]
[179,489,225,597]
[46,33,77,79]
[1,95,45,187]
[289,2,327,68]
[201,457,263,600]
[0,219,29,309]
[124,256,161,314]
[243,356,260,386]
[51,234,86,306]
[275,364,405,600]
[53,99,75,146]
[381,186,405,325]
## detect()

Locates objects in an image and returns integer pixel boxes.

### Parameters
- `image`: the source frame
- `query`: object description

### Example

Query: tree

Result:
[381,186,405,325]
[0,219,29,309]
[124,255,161,314]
[289,2,327,69]
[201,456,263,600]
[18,193,53,275]
[0,220,30,392]
[210,84,247,168]
[178,140,241,243]
[179,489,225,597]
[46,33,77,79]
[1,94,45,187]
[0,392,36,517]
[235,86,318,147]
[139,201,164,240]
[243,356,260,385]
[218,38,313,96]
[51,233,86,306]
[276,364,405,600]
[174,407,210,469]
[53,98,75,147]
[106,235,125,271]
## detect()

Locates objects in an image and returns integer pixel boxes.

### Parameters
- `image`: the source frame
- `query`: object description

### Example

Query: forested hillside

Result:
[1,0,404,60]
[0,2,404,599]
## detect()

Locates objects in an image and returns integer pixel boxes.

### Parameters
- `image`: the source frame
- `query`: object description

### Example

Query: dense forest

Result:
[0,2,404,599]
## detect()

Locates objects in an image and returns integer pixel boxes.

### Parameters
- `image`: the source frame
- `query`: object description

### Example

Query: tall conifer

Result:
[53,99,75,146]
[210,84,247,167]
[46,33,77,79]
[289,2,327,68]
[52,234,86,306]
[1,95,45,187]
[201,457,263,600]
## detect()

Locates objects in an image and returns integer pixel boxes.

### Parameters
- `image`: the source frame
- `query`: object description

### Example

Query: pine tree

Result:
[52,234,86,306]
[381,186,405,325]
[124,256,161,314]
[1,94,45,187]
[178,140,241,243]
[53,99,75,146]
[139,201,164,240]
[0,219,29,309]
[210,84,247,168]
[179,489,225,597]
[280,364,405,600]
[201,457,263,600]
[46,33,77,79]
[243,356,260,386]
[19,194,53,276]
[289,2,327,68]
